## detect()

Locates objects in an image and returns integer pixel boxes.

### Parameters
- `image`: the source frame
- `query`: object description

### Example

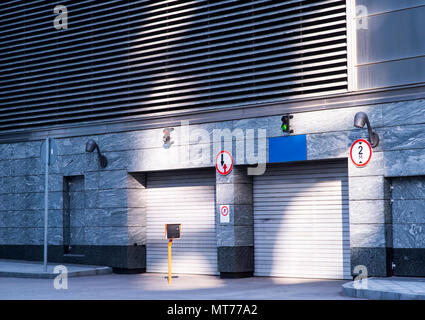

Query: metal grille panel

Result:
[0,0,348,133]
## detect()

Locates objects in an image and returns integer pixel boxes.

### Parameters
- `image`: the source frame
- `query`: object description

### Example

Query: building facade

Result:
[0,0,424,278]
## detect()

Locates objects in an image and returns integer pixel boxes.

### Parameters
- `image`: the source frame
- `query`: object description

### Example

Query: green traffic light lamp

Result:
[281,114,293,133]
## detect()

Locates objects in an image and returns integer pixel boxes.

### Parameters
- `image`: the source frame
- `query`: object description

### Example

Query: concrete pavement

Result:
[2,259,424,300]
[0,259,111,279]
[343,277,425,300]
[0,272,356,300]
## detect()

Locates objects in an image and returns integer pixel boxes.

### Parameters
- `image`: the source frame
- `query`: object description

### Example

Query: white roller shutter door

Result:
[146,168,218,275]
[254,160,351,279]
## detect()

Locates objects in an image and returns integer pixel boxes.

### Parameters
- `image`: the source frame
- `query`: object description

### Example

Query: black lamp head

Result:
[85,139,97,153]
[354,112,368,128]
[354,112,369,128]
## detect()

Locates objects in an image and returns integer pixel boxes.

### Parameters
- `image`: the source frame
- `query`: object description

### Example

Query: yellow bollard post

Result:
[168,239,172,284]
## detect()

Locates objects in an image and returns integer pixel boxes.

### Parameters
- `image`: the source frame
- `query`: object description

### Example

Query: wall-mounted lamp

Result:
[354,112,379,148]
[85,139,108,168]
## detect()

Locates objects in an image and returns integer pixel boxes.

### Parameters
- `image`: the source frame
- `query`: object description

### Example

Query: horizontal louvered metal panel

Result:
[253,160,351,279]
[0,0,348,133]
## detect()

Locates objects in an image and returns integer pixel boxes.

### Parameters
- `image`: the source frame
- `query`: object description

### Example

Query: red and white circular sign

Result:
[220,205,230,223]
[350,139,372,167]
[215,151,233,175]
[220,205,229,216]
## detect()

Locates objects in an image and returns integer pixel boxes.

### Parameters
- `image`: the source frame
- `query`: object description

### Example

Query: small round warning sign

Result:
[215,151,233,175]
[350,139,372,167]
[220,205,230,223]
[221,206,229,216]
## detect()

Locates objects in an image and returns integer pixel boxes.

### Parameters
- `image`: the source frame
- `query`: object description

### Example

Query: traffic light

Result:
[281,114,293,133]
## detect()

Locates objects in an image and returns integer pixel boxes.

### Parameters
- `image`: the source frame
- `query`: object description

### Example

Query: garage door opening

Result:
[146,168,218,275]
[253,160,351,279]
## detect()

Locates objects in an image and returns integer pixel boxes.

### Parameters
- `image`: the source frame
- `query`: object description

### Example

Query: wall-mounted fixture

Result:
[163,127,174,148]
[281,114,293,133]
[354,112,379,148]
[85,139,108,168]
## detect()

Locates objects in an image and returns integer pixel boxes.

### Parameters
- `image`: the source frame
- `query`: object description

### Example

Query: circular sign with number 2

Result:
[350,139,372,167]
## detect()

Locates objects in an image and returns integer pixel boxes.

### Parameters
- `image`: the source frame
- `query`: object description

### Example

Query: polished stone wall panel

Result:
[0,96,424,275]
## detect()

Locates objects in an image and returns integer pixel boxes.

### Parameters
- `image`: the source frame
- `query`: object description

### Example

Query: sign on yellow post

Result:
[168,240,172,284]
[165,224,181,284]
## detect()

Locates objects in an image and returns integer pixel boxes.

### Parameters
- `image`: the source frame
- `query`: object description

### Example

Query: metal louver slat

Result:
[0,0,340,40]
[0,52,347,98]
[0,2,345,60]
[1,6,345,52]
[0,62,347,113]
[0,34,347,88]
[0,81,348,130]
[0,13,346,69]
[0,0,348,133]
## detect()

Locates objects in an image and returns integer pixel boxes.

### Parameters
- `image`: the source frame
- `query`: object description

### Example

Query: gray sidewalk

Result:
[0,272,355,300]
[0,259,112,279]
[343,277,425,300]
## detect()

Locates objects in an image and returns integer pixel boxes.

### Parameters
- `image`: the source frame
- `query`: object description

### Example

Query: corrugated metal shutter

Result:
[0,0,347,133]
[146,168,218,275]
[253,160,351,279]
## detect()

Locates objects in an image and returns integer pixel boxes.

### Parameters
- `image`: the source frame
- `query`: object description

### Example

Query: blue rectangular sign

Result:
[268,135,307,163]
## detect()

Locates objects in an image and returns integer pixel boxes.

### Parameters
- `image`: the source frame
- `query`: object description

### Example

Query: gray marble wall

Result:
[392,177,425,249]
[0,141,134,248]
[0,97,424,274]
[127,173,147,247]
[215,166,254,276]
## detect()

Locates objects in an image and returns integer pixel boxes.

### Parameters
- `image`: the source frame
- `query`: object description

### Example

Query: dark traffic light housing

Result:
[281,114,293,133]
